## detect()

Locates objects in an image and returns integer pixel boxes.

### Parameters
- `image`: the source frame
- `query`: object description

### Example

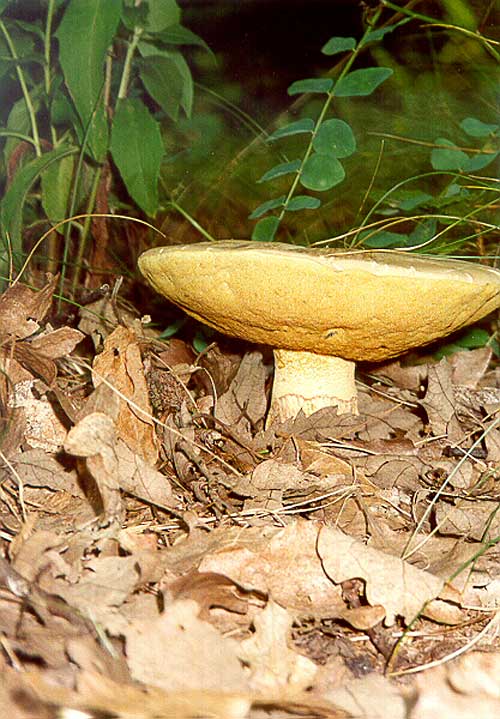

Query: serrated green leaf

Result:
[288,78,333,96]
[335,67,393,97]
[313,119,356,158]
[286,196,321,211]
[460,117,498,138]
[252,216,280,242]
[249,196,285,220]
[257,160,301,183]
[139,51,193,121]
[300,154,345,191]
[431,138,469,170]
[464,151,498,172]
[266,119,314,142]
[321,36,356,55]
[41,153,75,224]
[56,0,121,161]
[110,99,164,216]
[1,147,77,260]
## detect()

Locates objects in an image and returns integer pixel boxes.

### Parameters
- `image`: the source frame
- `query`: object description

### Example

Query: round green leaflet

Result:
[300,154,345,191]
[313,119,356,158]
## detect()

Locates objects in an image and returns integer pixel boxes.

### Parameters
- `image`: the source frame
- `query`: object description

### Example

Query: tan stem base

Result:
[267,349,358,426]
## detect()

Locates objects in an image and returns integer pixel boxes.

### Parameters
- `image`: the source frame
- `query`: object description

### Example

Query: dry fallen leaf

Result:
[125,599,248,692]
[92,325,158,464]
[316,524,445,625]
[64,412,176,520]
[239,600,317,692]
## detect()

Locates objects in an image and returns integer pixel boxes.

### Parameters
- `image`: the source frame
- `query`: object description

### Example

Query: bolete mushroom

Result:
[138,241,500,424]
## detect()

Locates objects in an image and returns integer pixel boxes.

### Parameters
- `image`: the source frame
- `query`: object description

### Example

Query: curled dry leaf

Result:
[92,325,158,465]
[125,599,248,693]
[215,350,268,435]
[410,651,500,719]
[317,524,444,625]
[0,275,57,340]
[64,412,176,519]
[239,600,317,692]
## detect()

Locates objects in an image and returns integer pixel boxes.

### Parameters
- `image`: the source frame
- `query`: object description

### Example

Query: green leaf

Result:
[398,190,433,211]
[110,99,164,216]
[335,67,393,97]
[56,0,121,162]
[321,36,356,55]
[266,119,314,142]
[460,117,499,138]
[139,47,193,119]
[362,231,408,248]
[409,218,437,245]
[300,154,345,191]
[121,2,148,29]
[0,1,9,14]
[257,160,301,183]
[41,153,75,224]
[455,327,491,349]
[158,24,212,54]
[249,196,285,220]
[1,147,77,258]
[313,119,356,158]
[51,84,81,129]
[252,216,280,241]
[10,18,45,42]
[286,196,321,212]
[431,138,469,170]
[142,0,180,32]
[157,316,188,339]
[3,95,36,163]
[464,151,498,172]
[288,78,333,96]
[361,19,410,44]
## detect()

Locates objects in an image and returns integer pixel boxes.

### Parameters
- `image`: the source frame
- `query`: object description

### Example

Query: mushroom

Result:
[138,241,500,424]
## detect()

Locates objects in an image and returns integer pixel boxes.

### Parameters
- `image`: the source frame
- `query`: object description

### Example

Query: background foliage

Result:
[0,0,498,299]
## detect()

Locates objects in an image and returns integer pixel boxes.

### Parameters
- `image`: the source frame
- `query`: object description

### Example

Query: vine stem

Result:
[277,8,383,225]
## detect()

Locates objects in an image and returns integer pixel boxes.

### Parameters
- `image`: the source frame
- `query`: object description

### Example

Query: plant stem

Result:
[277,8,382,225]
[0,19,42,157]
[117,25,143,100]
[71,166,102,298]
[382,0,500,61]
[166,197,216,242]
[44,0,57,146]
[44,0,59,273]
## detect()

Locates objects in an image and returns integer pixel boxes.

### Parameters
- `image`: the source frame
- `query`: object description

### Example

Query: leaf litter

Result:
[0,276,499,718]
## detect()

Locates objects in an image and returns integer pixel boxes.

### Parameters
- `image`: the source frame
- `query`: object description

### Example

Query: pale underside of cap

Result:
[139,241,500,362]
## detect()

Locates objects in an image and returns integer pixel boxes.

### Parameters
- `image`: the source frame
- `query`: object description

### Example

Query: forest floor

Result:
[0,274,499,719]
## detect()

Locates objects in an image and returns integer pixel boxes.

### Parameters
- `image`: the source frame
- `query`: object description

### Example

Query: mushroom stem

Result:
[268,349,357,425]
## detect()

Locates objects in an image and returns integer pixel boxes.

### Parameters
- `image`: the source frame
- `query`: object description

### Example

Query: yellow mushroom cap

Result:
[138,241,500,362]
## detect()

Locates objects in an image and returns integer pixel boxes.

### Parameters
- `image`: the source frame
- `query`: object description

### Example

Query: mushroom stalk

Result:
[268,349,357,425]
